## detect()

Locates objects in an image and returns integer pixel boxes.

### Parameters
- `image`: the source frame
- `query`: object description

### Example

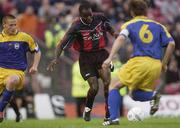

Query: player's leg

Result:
[103,58,138,126]
[9,97,22,122]
[79,52,100,121]
[103,77,125,126]
[75,97,86,117]
[75,98,82,117]
[98,67,111,120]
[129,57,162,115]
[130,89,161,115]
[0,75,20,122]
[130,89,154,101]
[79,97,86,117]
[83,76,99,121]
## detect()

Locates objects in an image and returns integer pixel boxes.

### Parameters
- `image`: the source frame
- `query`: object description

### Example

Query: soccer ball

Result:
[127,107,145,121]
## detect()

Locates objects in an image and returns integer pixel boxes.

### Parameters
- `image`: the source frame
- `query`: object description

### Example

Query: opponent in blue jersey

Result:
[0,15,41,122]
[102,0,175,125]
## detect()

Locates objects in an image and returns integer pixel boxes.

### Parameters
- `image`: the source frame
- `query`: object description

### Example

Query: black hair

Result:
[79,1,91,14]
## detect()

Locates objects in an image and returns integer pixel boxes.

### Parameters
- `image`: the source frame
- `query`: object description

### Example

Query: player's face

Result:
[3,19,18,35]
[80,8,93,24]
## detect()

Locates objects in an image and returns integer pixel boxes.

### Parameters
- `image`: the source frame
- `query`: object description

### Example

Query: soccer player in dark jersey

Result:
[102,0,175,125]
[47,2,118,121]
[0,15,41,122]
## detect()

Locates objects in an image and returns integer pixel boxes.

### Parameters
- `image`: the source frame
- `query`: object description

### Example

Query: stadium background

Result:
[0,0,179,119]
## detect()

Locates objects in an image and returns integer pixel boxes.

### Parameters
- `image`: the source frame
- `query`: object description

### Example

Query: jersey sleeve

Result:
[100,14,114,32]
[119,22,130,37]
[27,35,39,52]
[60,22,77,50]
[160,25,174,47]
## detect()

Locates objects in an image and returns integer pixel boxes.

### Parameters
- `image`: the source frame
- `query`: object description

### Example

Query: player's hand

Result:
[47,59,58,72]
[29,66,38,74]
[102,58,112,69]
[162,64,167,73]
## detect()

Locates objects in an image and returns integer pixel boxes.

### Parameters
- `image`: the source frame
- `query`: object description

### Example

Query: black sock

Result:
[104,91,110,118]
[9,98,20,116]
[85,89,97,109]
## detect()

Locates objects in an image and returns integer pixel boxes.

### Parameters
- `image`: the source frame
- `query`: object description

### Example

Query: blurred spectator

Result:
[36,16,47,40]
[18,5,38,36]
[1,0,15,15]
[38,0,55,22]
[164,56,180,94]
[0,4,4,29]
[158,0,179,23]
[29,0,41,14]
[15,0,28,14]
[14,75,35,118]
[172,17,180,69]
[44,17,65,57]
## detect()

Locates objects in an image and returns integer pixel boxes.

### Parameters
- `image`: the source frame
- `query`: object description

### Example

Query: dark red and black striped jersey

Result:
[60,13,112,52]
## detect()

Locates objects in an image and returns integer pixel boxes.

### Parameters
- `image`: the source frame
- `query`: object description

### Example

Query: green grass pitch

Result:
[0,117,180,128]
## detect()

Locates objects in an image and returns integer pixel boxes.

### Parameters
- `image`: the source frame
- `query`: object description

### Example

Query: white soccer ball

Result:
[127,107,145,121]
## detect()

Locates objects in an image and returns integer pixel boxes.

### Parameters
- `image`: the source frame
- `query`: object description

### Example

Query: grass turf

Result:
[0,117,180,128]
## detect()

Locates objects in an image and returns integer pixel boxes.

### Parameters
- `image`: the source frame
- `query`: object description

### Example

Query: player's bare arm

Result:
[47,21,76,72]
[162,41,175,72]
[102,35,126,69]
[47,44,63,72]
[104,21,118,38]
[29,51,41,74]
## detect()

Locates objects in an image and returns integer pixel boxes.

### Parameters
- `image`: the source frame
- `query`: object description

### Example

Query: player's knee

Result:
[92,86,99,93]
[90,85,99,95]
[6,75,20,90]
[130,91,139,101]
[103,79,110,87]
[109,83,120,91]
[131,96,138,101]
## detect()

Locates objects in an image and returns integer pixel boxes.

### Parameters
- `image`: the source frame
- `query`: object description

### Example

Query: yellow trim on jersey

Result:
[121,16,171,38]
[0,30,38,52]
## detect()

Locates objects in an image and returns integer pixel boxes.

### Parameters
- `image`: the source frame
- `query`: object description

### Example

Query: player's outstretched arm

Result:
[104,22,118,38]
[47,46,63,72]
[162,41,175,72]
[102,35,126,69]
[29,50,41,74]
[47,22,76,72]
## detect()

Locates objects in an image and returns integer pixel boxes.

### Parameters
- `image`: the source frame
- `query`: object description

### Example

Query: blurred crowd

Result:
[0,0,179,101]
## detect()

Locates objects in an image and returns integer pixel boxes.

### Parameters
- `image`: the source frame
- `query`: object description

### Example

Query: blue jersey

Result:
[120,16,174,60]
[0,31,39,71]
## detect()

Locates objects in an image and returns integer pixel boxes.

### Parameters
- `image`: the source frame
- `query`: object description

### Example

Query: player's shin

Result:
[104,87,110,120]
[108,89,121,121]
[83,88,98,121]
[0,89,14,122]
[0,89,14,112]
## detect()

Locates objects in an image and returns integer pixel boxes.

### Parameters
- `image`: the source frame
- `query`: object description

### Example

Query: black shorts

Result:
[79,49,109,80]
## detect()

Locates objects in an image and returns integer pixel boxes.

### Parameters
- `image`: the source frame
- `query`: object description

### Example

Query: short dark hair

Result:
[2,14,16,24]
[129,0,148,16]
[79,1,91,14]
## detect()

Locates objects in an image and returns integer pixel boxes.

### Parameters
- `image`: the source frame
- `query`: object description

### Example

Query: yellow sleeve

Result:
[121,23,127,30]
[27,34,39,52]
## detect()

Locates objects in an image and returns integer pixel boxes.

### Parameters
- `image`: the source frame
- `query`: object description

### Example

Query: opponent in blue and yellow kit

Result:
[0,15,41,122]
[102,0,175,125]
[0,31,39,93]
[118,16,174,91]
